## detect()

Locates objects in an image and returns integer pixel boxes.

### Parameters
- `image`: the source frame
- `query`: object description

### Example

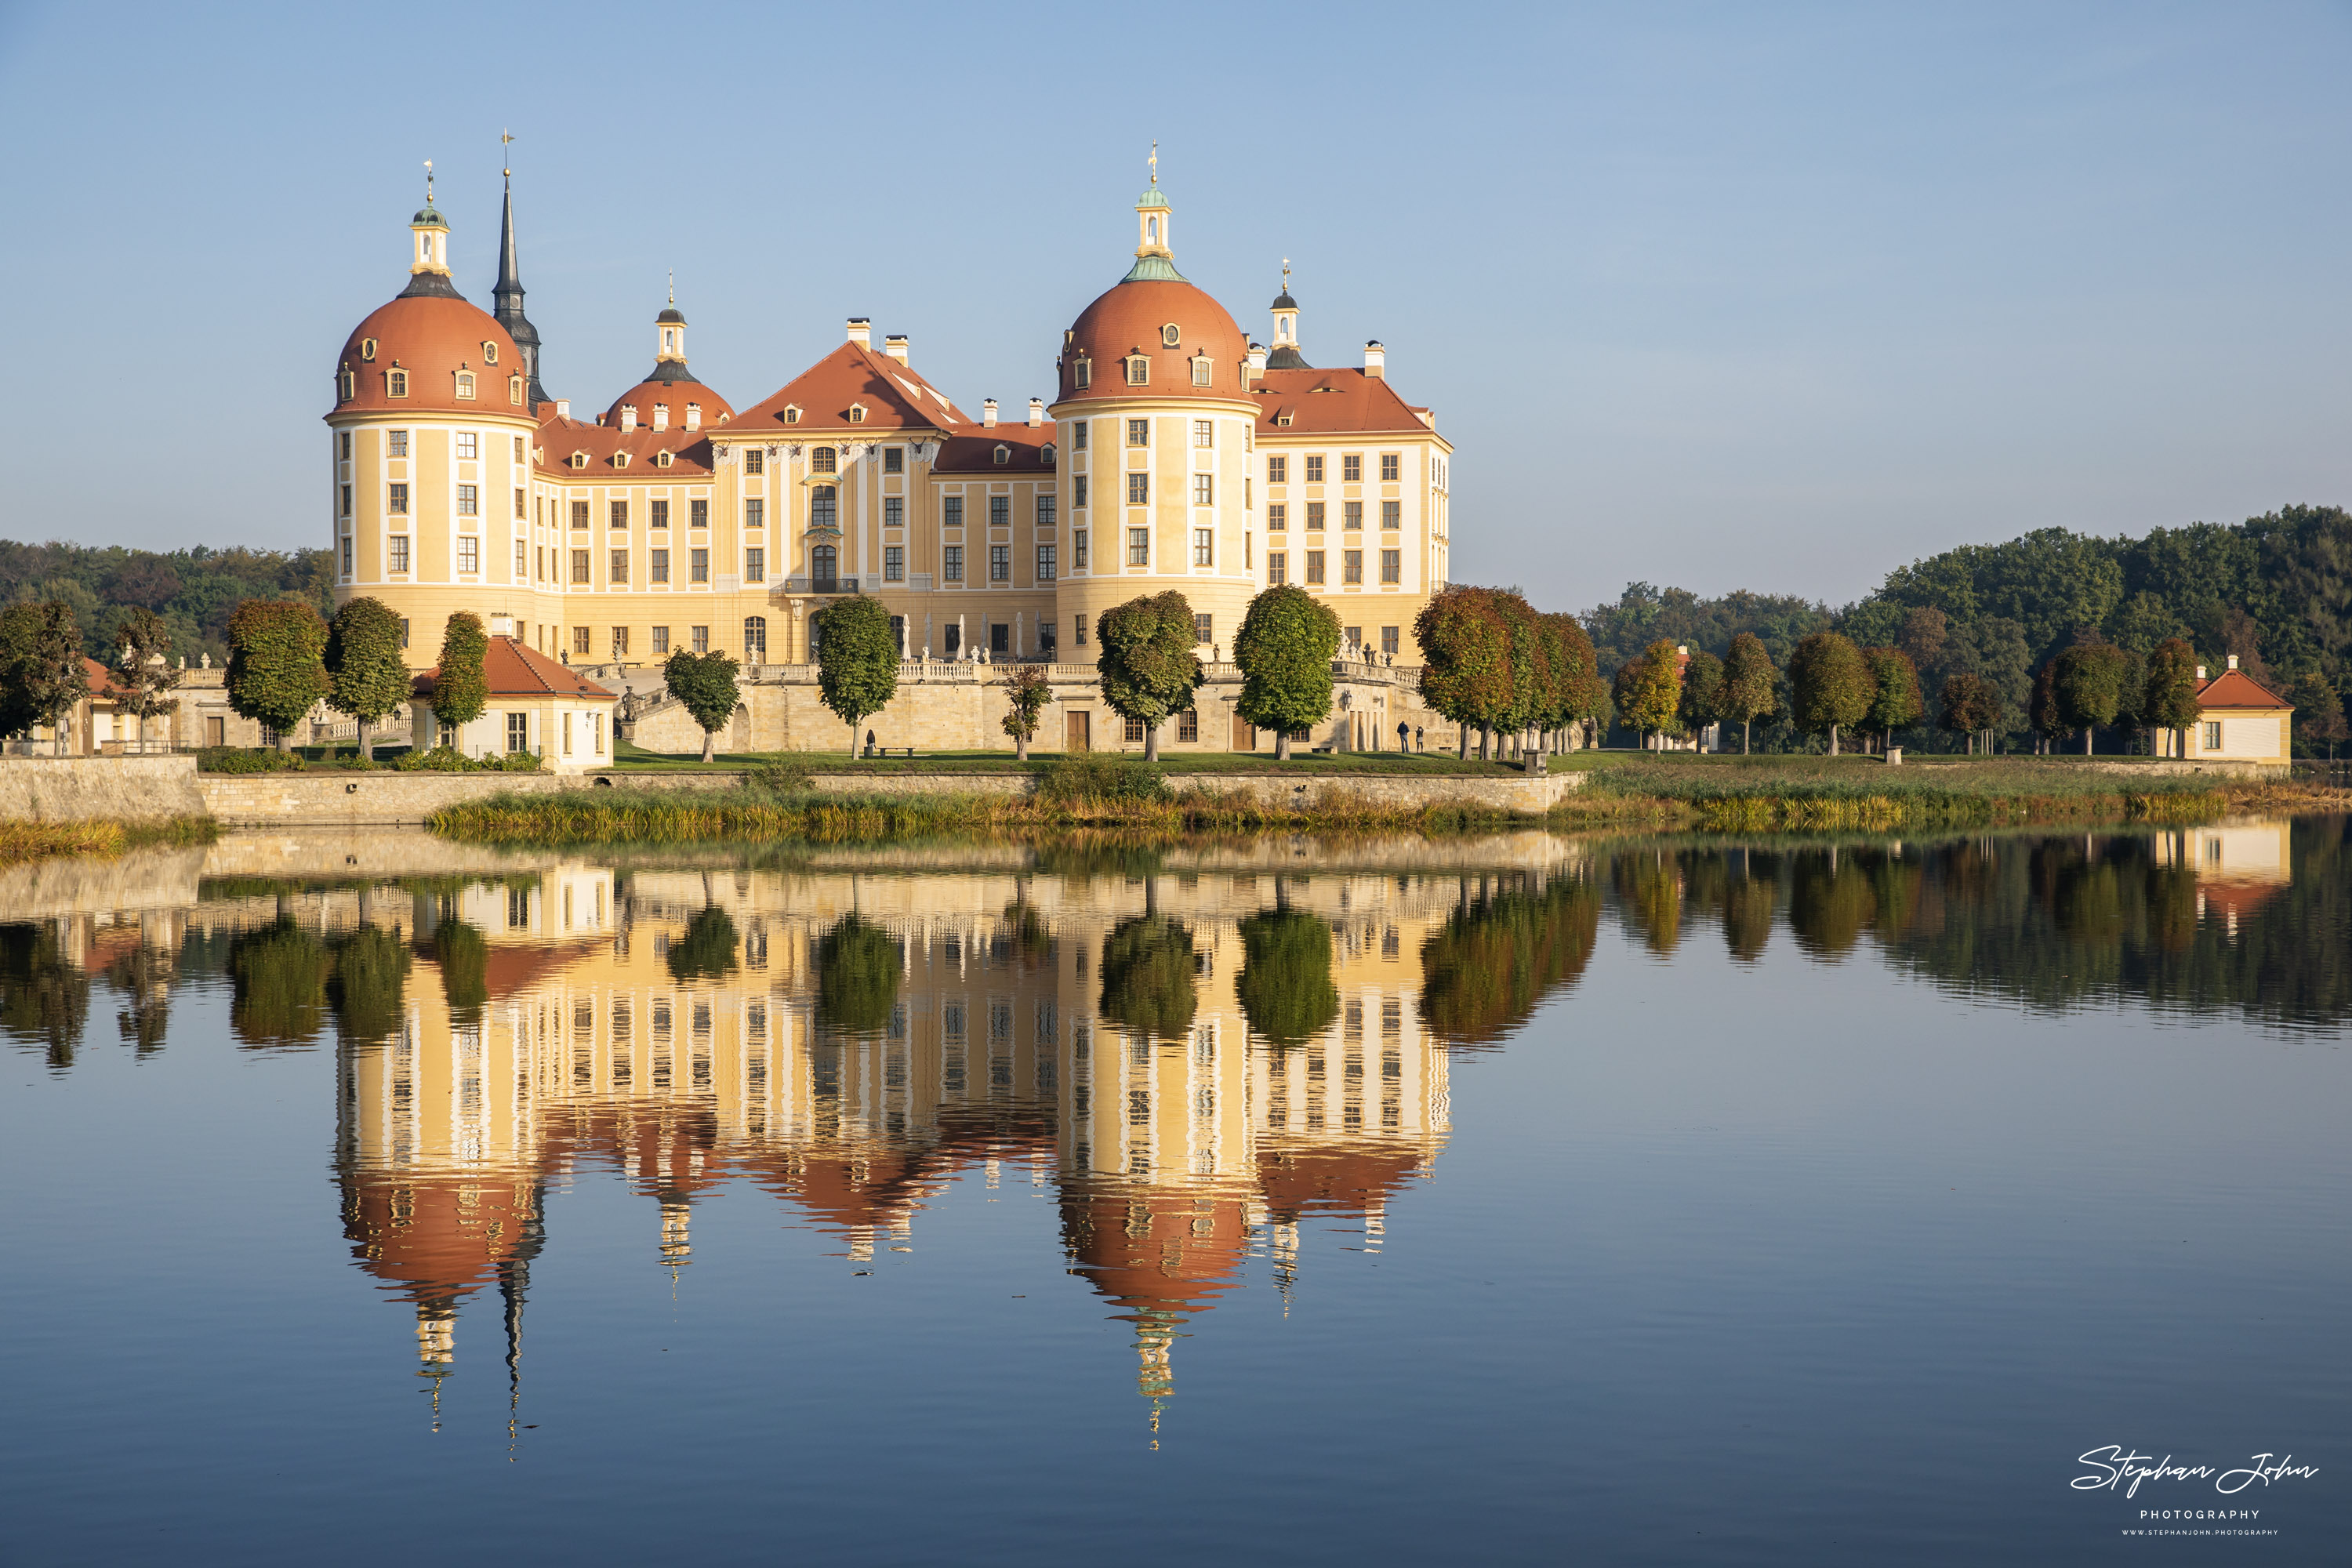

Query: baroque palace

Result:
[327,157,1457,754]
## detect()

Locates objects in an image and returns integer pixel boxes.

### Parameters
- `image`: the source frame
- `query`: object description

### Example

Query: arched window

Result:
[509,375,524,405]
[811,446,837,473]
[993,444,1010,465]
[811,543,837,590]
[339,371,354,401]
[783,405,801,424]
[1073,357,1091,390]
[743,616,767,659]
[810,485,837,532]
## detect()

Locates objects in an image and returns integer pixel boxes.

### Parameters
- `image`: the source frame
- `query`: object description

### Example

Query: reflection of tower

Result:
[659,1196,692,1272]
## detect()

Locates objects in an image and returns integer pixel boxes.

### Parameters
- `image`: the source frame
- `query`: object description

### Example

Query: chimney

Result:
[1027,397,1044,426]
[982,398,998,427]
[652,404,669,431]
[1247,341,1269,376]
[554,397,571,420]
[884,334,909,364]
[619,405,637,433]
[684,402,701,431]
[1363,340,1385,379]
[2227,653,2240,671]
[2195,665,2207,681]
[846,317,872,347]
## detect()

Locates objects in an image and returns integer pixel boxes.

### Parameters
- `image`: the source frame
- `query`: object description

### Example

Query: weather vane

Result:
[1282,257,1291,289]
[423,158,434,203]
[501,128,514,177]
[1149,141,1158,185]
[668,268,675,306]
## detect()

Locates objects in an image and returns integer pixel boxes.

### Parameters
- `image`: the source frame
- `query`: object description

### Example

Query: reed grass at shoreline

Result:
[0,815,219,867]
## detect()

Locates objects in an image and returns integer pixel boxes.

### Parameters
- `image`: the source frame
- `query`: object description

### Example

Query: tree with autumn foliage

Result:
[1414,585,1515,758]
[1719,632,1777,754]
[1613,640,1684,748]
[1788,631,1872,755]
[1862,646,1924,752]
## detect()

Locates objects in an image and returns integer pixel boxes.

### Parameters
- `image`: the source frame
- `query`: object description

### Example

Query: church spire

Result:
[491,132,549,408]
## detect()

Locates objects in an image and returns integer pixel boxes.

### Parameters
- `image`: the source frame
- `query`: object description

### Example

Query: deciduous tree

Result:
[2143,637,2201,758]
[428,612,489,748]
[1937,672,1997,753]
[324,597,409,761]
[998,664,1055,760]
[0,601,86,754]
[1862,646,1924,752]
[2291,673,2348,760]
[1676,647,1726,750]
[1233,585,1339,760]
[110,607,180,755]
[225,598,329,753]
[663,648,742,763]
[1719,632,1777,754]
[1614,640,1684,748]
[1415,585,1514,758]
[2054,637,2134,753]
[813,594,900,755]
[1095,591,1203,763]
[1788,631,1872,755]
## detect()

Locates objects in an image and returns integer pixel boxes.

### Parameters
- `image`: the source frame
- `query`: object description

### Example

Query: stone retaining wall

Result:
[0,755,208,823]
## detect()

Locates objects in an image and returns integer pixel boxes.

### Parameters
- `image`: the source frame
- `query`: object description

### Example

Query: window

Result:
[445,482,474,517]
[745,547,764,583]
[783,405,802,423]
[989,543,1010,582]
[573,626,591,655]
[2204,720,2223,750]
[1074,615,1088,647]
[458,537,480,574]
[742,447,764,475]
[1381,626,1399,656]
[1192,613,1212,645]
[1192,474,1213,505]
[450,432,475,461]
[810,487,836,532]
[1268,503,1287,531]
[884,546,905,582]
[744,617,767,659]
[340,370,356,401]
[848,404,867,423]
[690,548,709,583]
[1073,476,1088,509]
[612,451,632,470]
[1305,550,1326,585]
[1342,454,1363,481]
[390,535,411,572]
[1305,456,1324,483]
[1381,499,1401,530]
[1192,529,1213,566]
[689,499,709,528]
[1160,323,1182,347]
[1268,551,1287,585]
[990,622,1011,655]
[1126,419,1151,448]
[340,483,352,517]
[514,436,525,462]
[512,540,526,578]
[811,543,837,585]
[610,549,629,583]
[891,614,907,654]
[654,448,672,469]
[1073,357,1091,389]
[691,625,709,654]
[1341,500,1362,530]
[340,538,354,574]
[483,342,499,365]
[572,550,590,583]
[652,626,670,655]
[1039,622,1055,655]
[1127,474,1149,505]
[884,447,903,474]
[1344,625,1363,648]
[811,446,837,474]
[1380,452,1400,481]
[387,430,409,458]
[884,496,903,528]
[943,545,964,583]
[1127,528,1150,565]
[1123,356,1149,386]
[1381,549,1401,584]
[507,712,528,752]
[1125,716,1146,743]
[1036,495,1055,528]
[989,495,1010,528]
[993,444,1010,466]
[651,548,670,583]
[1177,709,1199,742]
[611,626,629,658]
[361,339,377,362]
[652,499,669,528]
[943,495,964,528]
[1073,530,1089,569]
[1263,456,1287,485]
[387,369,408,397]
[389,483,409,515]
[1190,357,1212,387]
[1306,502,1326,530]
[1073,420,1089,451]
[1343,550,1363,584]
[456,372,475,399]
[571,500,589,528]
[514,486,527,519]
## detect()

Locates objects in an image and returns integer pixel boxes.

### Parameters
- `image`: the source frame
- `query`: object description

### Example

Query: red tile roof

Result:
[411,636,619,701]
[934,422,1058,473]
[730,342,968,436]
[535,411,716,477]
[1251,366,1435,435]
[2194,669,2292,710]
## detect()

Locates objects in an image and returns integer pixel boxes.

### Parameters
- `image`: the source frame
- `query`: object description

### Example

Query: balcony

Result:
[782,575,862,595]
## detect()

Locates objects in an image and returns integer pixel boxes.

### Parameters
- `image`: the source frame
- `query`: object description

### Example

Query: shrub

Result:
[199,746,305,774]
[1038,755,1168,804]
[745,759,814,794]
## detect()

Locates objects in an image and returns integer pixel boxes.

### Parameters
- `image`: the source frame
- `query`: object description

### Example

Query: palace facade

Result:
[325,164,1454,710]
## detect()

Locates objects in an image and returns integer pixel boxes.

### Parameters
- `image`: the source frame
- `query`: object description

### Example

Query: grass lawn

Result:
[604,740,1519,776]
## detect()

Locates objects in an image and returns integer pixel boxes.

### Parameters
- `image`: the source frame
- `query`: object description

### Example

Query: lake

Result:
[2,819,2346,1564]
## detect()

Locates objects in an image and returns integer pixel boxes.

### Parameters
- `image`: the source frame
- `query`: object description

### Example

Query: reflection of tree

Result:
[104,942,174,1056]
[815,913,900,1036]
[666,906,739,984]
[1000,896,1054,972]
[430,919,489,1025]
[1236,909,1338,1046]
[1788,854,1877,960]
[1720,855,1778,963]
[230,919,332,1048]
[1613,851,1684,954]
[1417,875,1601,1047]
[1098,915,1196,1042]
[0,923,89,1069]
[328,924,410,1046]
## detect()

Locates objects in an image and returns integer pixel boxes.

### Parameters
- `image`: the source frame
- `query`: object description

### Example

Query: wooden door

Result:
[205,716,225,747]
[1065,711,1091,752]
[1230,716,1257,753]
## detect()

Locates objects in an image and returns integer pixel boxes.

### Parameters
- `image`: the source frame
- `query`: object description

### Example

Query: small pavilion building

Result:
[410,633,619,771]
[2176,656,2293,766]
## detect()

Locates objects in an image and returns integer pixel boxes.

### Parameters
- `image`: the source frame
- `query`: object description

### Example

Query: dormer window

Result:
[1190,356,1212,387]
[483,341,499,365]
[782,404,801,424]
[993,444,1011,466]
[1275,411,1294,427]
[1124,356,1149,387]
[360,338,378,361]
[1040,443,1056,464]
[614,451,631,469]
[339,370,355,401]
[811,446,837,474]
[656,450,674,468]
[848,403,868,423]
[455,371,477,399]
[386,369,408,398]
[570,451,589,469]
[1073,357,1091,390]
[509,375,524,405]
[1161,325,1181,347]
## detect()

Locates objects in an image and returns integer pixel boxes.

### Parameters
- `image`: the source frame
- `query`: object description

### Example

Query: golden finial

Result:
[423,158,434,203]
[1282,258,1291,291]
[501,129,514,179]
[1148,141,1158,186]
[667,269,675,307]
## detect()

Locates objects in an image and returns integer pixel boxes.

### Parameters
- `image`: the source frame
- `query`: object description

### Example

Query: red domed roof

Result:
[602,361,735,430]
[330,293,532,419]
[1058,277,1251,404]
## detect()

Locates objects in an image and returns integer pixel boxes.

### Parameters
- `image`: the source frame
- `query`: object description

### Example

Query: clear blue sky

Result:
[2,1,2347,612]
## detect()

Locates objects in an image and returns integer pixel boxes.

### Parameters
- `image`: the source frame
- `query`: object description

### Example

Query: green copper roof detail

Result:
[1121,254,1188,282]
[1135,187,1170,209]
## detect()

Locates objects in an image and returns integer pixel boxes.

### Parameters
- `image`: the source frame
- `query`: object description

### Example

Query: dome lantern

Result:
[1124,143,1185,284]
[399,160,464,303]
[1266,260,1308,369]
